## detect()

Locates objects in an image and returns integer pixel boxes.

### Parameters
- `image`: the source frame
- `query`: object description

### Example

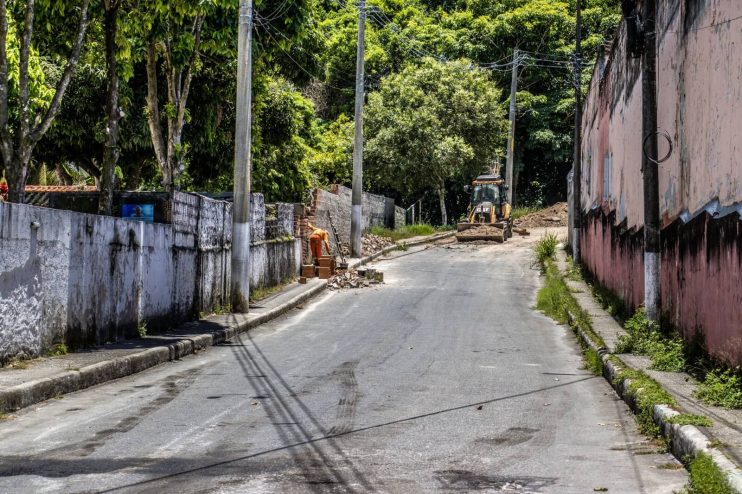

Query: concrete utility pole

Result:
[231,0,254,312]
[505,48,519,205]
[572,1,583,263]
[642,0,661,324]
[350,0,366,257]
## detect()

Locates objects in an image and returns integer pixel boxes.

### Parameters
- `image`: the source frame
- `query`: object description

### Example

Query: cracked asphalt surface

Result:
[0,234,688,493]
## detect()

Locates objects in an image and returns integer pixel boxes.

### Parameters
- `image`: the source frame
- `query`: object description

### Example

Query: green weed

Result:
[137,322,148,338]
[614,367,676,437]
[685,452,733,494]
[584,347,604,376]
[47,343,68,357]
[615,308,686,372]
[695,369,742,409]
[533,232,558,265]
[666,414,712,427]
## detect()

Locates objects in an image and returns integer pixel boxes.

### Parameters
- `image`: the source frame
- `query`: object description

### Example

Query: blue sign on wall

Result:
[122,204,155,223]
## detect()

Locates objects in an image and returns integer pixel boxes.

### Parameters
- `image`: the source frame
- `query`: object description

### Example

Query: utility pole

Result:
[231,0,254,312]
[642,0,661,323]
[505,48,519,205]
[350,0,366,257]
[572,0,583,263]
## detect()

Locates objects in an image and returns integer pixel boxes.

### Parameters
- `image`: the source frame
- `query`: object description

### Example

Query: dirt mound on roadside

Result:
[514,202,568,228]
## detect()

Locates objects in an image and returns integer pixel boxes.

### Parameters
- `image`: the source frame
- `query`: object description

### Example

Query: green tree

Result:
[365,58,505,224]
[0,0,92,203]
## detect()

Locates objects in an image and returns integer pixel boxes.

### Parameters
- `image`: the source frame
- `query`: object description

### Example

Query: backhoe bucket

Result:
[455,223,505,242]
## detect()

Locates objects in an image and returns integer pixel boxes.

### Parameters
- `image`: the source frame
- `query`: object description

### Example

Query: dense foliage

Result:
[0,0,620,219]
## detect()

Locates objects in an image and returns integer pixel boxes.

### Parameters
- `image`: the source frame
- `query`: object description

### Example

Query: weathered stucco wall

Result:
[0,192,301,362]
[579,1,742,364]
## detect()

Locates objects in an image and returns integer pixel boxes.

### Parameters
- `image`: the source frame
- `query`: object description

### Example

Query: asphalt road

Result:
[0,234,688,493]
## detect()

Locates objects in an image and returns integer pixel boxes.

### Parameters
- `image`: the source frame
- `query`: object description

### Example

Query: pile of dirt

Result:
[328,269,382,290]
[340,234,395,257]
[513,202,568,228]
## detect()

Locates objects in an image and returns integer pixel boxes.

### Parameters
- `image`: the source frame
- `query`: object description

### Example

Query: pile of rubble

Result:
[327,268,384,290]
[362,234,395,255]
[339,234,395,257]
[513,202,569,228]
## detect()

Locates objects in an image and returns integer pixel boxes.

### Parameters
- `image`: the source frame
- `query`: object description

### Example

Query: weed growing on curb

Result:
[583,348,604,376]
[684,452,733,494]
[666,414,713,427]
[137,322,148,338]
[614,367,676,437]
[534,232,558,266]
[695,369,742,409]
[397,243,409,252]
[47,343,68,357]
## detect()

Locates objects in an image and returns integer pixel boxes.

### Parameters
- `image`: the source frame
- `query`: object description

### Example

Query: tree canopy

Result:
[0,0,620,221]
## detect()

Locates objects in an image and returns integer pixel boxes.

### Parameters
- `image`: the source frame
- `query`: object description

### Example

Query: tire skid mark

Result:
[329,361,360,435]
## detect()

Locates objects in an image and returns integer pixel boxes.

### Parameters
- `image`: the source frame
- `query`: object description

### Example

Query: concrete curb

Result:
[0,231,451,414]
[564,285,742,492]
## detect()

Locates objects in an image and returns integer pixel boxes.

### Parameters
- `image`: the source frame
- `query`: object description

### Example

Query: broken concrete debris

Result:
[327,268,384,290]
[340,234,395,257]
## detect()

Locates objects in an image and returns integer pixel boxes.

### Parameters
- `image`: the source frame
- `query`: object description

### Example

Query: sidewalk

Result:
[0,231,454,414]
[555,248,742,492]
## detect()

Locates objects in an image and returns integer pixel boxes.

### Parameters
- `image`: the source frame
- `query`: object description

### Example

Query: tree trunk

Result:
[99,0,120,215]
[145,41,169,189]
[7,154,28,203]
[437,182,448,226]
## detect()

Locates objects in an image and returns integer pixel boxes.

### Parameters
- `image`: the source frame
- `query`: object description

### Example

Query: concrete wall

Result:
[579,0,742,364]
[0,192,301,362]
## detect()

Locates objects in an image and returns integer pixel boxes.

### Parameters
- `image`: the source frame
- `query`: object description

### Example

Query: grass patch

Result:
[614,308,686,372]
[685,452,733,494]
[137,322,148,338]
[535,260,604,348]
[368,223,445,241]
[613,366,676,436]
[695,369,742,409]
[666,413,713,427]
[511,206,540,220]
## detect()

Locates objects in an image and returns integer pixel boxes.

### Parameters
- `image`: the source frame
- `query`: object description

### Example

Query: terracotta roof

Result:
[24,185,97,192]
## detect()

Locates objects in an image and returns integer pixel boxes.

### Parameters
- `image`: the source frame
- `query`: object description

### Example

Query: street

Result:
[0,234,687,493]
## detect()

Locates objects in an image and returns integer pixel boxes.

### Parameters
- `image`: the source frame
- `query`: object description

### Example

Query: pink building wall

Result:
[579,0,742,364]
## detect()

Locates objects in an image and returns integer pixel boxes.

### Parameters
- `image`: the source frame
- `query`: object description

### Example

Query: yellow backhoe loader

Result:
[456,172,513,242]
